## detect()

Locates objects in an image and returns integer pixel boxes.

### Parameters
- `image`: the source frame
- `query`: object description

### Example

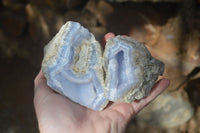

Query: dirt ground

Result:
[0,0,200,133]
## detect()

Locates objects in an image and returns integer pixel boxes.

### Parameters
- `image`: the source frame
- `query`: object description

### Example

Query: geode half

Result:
[42,21,164,111]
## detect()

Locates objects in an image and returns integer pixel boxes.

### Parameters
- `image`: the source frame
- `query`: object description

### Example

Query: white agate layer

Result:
[42,21,164,111]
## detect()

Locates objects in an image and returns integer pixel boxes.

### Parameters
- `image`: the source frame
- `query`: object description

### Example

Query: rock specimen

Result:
[137,92,194,128]
[106,0,182,2]
[104,36,164,103]
[42,21,164,110]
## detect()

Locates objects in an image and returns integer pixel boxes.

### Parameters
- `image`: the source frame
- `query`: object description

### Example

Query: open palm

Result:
[34,33,169,133]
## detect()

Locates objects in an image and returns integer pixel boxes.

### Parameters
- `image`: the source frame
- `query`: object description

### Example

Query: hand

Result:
[34,33,170,133]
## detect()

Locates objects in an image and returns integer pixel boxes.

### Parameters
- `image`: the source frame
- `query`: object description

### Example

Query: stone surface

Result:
[25,4,66,42]
[137,92,194,128]
[42,21,164,110]
[67,0,88,9]
[25,3,103,43]
[42,21,108,110]
[31,0,88,10]
[2,0,27,10]
[25,4,51,42]
[0,10,27,37]
[104,36,164,102]
[106,0,182,2]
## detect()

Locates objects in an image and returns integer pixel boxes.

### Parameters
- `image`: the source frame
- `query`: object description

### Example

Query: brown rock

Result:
[185,78,200,107]
[2,0,27,10]
[25,3,102,43]
[86,0,169,44]
[0,10,27,37]
[26,4,51,42]
[43,0,67,10]
[0,31,29,59]
[31,0,88,10]
[137,92,194,128]
[106,0,182,2]
[67,0,88,9]
[86,0,114,26]
[25,4,66,43]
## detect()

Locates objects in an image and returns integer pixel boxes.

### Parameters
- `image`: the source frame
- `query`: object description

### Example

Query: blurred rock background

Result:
[0,0,200,132]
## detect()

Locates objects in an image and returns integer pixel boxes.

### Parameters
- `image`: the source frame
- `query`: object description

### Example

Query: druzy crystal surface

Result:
[42,21,164,110]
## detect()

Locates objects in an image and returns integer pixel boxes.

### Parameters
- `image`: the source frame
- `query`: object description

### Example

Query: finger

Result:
[34,69,55,108]
[105,79,169,121]
[104,32,115,41]
[101,32,115,49]
[122,35,128,37]
[132,78,170,114]
[34,69,46,86]
[34,69,53,94]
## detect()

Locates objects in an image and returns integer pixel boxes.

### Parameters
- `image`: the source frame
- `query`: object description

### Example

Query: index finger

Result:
[102,32,115,49]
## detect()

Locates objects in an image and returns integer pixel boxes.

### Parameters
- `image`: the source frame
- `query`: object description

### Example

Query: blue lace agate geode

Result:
[42,21,164,111]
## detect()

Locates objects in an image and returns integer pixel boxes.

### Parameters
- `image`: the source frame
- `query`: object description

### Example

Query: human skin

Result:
[34,33,170,133]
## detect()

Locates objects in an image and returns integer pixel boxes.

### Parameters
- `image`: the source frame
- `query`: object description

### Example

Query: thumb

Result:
[131,78,170,114]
